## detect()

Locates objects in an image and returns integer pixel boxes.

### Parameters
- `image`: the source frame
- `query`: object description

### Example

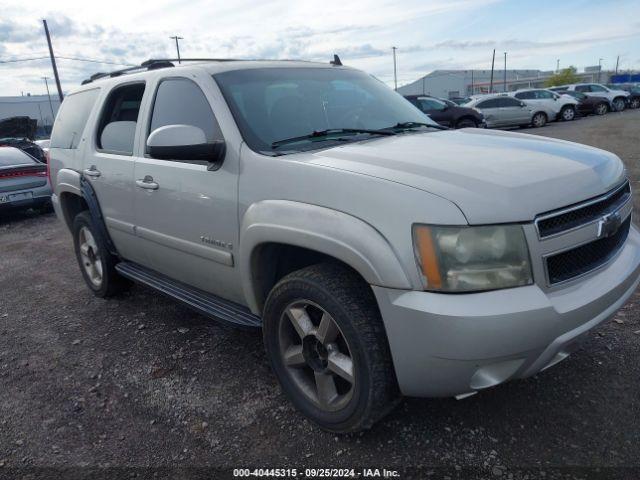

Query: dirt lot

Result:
[1,110,639,479]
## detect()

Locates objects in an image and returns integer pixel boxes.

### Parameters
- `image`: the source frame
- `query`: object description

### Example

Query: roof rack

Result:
[81,55,344,85]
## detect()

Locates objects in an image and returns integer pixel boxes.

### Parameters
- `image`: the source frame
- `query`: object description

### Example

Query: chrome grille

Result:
[536,181,631,238]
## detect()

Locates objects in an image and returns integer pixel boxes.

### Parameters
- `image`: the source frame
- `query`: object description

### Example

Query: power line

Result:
[0,56,135,66]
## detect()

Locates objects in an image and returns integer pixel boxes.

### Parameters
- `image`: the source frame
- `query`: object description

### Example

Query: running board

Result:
[115,261,261,328]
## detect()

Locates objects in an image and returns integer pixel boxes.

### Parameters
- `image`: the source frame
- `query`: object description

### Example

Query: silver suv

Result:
[49,59,640,433]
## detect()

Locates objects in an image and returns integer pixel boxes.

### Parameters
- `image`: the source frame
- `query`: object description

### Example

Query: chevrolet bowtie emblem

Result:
[597,211,623,238]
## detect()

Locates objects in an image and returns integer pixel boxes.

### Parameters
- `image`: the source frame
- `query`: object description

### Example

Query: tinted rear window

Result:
[0,147,37,167]
[51,89,100,149]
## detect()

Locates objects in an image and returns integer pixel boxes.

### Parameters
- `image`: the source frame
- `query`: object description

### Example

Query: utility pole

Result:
[489,49,495,93]
[598,58,603,83]
[503,52,507,92]
[42,77,56,122]
[42,19,63,102]
[170,35,183,63]
[392,47,398,91]
[556,59,559,72]
[471,70,474,95]
[615,55,620,74]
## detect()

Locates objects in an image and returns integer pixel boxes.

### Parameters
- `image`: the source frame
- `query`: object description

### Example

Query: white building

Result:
[0,94,61,137]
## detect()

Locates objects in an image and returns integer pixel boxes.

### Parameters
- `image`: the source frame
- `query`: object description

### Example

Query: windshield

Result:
[214,67,438,154]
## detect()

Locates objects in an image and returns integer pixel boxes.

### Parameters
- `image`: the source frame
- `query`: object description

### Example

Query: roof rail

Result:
[80,58,245,85]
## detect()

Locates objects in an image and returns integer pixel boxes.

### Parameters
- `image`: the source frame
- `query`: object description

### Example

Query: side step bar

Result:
[115,261,261,329]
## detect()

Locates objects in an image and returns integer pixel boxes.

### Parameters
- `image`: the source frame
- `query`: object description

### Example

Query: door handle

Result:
[136,175,159,190]
[83,166,101,178]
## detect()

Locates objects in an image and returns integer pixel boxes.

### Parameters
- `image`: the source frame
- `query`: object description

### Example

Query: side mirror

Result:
[520,102,527,108]
[147,125,226,171]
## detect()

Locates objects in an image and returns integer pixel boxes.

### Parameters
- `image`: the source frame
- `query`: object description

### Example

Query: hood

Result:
[306,128,625,224]
[0,116,37,140]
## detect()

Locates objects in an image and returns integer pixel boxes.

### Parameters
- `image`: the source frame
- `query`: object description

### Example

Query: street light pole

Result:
[170,36,183,63]
[42,76,56,123]
[503,52,507,92]
[598,58,603,83]
[392,47,398,91]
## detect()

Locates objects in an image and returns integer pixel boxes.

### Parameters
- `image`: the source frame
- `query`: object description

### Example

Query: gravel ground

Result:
[1,109,639,479]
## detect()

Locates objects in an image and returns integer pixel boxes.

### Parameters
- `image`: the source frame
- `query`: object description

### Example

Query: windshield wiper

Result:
[271,128,396,149]
[382,121,449,131]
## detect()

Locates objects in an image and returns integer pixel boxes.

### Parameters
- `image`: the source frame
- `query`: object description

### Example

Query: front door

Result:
[132,74,241,302]
[498,97,530,125]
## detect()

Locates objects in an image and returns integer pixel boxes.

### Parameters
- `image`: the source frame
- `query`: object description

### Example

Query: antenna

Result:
[330,54,343,66]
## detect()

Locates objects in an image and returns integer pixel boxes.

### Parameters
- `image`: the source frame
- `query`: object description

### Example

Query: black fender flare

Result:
[79,175,119,257]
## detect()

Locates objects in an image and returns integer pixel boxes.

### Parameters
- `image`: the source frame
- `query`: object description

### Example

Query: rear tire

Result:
[72,211,129,298]
[263,263,400,433]
[560,106,575,121]
[595,102,608,115]
[531,112,547,128]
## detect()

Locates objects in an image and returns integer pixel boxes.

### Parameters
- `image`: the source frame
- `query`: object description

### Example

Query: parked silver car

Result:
[464,95,536,128]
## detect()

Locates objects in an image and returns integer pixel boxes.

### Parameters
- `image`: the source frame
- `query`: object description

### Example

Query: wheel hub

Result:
[303,334,329,372]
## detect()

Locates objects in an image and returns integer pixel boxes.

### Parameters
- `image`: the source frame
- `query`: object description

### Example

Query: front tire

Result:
[629,97,640,109]
[72,211,128,298]
[612,97,626,112]
[263,263,399,433]
[560,106,575,121]
[455,118,477,129]
[532,112,547,128]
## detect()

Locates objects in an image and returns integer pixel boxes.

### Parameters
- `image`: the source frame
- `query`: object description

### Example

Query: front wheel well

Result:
[59,192,88,230]
[250,243,368,314]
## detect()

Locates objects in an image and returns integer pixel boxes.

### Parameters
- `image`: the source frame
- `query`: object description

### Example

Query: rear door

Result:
[498,97,530,125]
[84,82,149,263]
[475,98,501,126]
[132,73,241,300]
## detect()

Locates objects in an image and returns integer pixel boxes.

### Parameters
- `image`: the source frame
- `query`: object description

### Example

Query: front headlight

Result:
[412,224,533,292]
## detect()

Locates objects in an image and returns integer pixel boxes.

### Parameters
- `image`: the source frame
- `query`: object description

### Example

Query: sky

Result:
[1,0,639,96]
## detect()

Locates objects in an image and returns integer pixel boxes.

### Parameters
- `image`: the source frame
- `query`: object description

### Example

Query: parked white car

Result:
[550,83,630,112]
[508,89,579,122]
[465,94,536,128]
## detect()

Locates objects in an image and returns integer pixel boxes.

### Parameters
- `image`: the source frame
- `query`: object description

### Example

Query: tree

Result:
[545,67,580,87]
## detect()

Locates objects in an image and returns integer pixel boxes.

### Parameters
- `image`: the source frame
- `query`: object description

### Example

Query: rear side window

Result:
[96,83,145,155]
[50,89,99,149]
[575,85,589,92]
[476,99,499,108]
[148,78,222,143]
[515,91,533,100]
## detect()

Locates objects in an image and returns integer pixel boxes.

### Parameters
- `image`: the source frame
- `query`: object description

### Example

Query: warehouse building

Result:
[397,69,620,99]
[0,94,61,137]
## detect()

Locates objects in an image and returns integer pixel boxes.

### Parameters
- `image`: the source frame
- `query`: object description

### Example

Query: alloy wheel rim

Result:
[597,104,606,114]
[534,114,545,127]
[563,108,574,120]
[278,300,355,412]
[79,226,103,287]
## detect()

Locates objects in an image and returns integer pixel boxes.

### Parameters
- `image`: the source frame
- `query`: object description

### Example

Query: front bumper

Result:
[374,225,640,397]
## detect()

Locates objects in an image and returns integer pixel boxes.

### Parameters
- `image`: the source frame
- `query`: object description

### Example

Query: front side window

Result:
[515,91,533,100]
[590,84,607,92]
[50,88,100,149]
[499,97,521,107]
[149,78,222,144]
[214,68,437,154]
[575,85,590,92]
[476,98,499,109]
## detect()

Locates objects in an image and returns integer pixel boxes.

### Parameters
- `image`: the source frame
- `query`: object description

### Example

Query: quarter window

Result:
[50,89,99,149]
[149,78,222,144]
